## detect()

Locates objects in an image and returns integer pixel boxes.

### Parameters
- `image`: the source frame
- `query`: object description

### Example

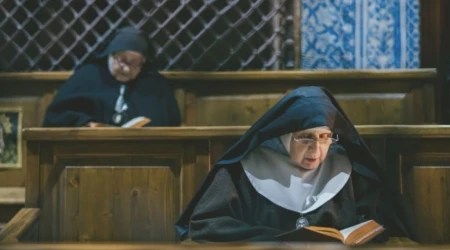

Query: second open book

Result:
[276,220,385,246]
[121,116,151,128]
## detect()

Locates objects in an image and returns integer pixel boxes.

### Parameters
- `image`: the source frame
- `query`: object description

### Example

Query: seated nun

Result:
[42,26,181,127]
[175,86,416,243]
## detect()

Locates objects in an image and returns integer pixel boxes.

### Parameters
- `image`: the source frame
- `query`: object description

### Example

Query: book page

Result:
[347,220,384,245]
[339,220,371,241]
[121,116,151,128]
[305,226,344,242]
[349,224,384,245]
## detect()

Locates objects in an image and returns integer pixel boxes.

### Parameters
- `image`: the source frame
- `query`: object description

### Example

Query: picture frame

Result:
[0,107,23,168]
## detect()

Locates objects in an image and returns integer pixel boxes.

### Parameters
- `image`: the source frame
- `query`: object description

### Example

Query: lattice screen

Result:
[0,0,295,72]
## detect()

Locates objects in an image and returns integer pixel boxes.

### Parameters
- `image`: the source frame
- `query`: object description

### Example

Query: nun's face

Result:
[290,127,333,170]
[110,50,145,82]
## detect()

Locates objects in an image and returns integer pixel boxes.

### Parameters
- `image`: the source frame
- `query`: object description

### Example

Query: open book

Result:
[121,116,151,128]
[276,220,385,246]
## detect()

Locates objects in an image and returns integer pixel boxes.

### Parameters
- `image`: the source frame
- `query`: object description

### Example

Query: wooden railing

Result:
[0,208,40,243]
[0,69,438,126]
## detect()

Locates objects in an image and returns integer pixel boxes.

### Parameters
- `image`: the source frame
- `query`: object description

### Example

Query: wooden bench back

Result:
[0,69,438,127]
[11,126,450,244]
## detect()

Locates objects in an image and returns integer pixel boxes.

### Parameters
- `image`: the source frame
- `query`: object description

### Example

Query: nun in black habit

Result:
[175,86,416,243]
[42,26,181,127]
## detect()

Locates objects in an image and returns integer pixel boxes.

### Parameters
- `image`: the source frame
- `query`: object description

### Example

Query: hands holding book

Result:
[85,116,151,128]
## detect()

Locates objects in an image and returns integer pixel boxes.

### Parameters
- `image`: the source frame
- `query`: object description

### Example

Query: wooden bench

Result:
[0,126,448,244]
[0,70,439,199]
[0,188,25,231]
[0,69,438,126]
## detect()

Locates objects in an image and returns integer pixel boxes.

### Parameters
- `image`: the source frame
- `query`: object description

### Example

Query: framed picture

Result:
[0,107,23,168]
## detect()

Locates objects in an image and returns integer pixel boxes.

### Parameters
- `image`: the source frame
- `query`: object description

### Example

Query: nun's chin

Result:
[296,161,321,170]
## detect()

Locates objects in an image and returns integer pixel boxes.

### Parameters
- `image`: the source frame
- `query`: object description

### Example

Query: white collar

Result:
[241,145,351,214]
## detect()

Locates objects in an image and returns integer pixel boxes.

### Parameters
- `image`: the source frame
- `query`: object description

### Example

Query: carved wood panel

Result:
[60,166,179,242]
[36,140,210,242]
[399,153,450,243]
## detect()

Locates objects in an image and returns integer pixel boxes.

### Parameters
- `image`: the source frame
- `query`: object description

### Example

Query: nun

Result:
[175,86,416,243]
[42,26,181,127]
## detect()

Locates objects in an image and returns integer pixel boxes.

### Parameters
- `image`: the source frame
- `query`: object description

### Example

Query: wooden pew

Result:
[0,69,438,126]
[0,126,448,244]
[0,70,438,218]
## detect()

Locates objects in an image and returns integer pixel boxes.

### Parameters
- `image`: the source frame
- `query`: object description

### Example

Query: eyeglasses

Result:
[293,134,339,145]
[114,55,143,70]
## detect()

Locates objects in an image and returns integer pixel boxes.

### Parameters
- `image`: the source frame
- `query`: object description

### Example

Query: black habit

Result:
[175,86,417,243]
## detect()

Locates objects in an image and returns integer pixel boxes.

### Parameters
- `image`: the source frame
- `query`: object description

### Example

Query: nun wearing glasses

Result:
[175,86,416,243]
[42,26,181,127]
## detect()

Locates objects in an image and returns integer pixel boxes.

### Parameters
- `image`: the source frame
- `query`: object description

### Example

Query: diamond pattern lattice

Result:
[0,0,289,72]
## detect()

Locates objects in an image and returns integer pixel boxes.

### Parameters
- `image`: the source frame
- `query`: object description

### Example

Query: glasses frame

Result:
[113,54,144,70]
[292,134,339,146]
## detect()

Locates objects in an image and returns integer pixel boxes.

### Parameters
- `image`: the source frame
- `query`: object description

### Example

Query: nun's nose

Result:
[309,141,320,149]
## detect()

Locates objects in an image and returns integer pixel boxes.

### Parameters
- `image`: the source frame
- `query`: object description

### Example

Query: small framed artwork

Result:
[0,107,23,168]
